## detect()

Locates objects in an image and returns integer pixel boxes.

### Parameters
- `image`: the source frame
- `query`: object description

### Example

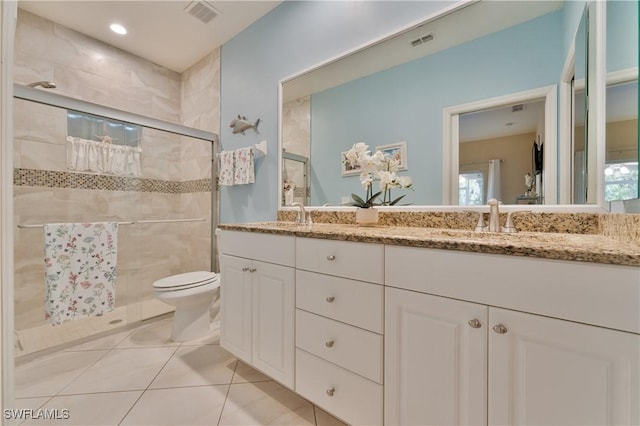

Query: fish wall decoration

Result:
[230,115,260,135]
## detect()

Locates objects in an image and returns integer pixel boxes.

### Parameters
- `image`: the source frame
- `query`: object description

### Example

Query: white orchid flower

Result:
[353,142,368,154]
[398,175,412,188]
[377,170,396,191]
[360,172,373,189]
[387,158,400,172]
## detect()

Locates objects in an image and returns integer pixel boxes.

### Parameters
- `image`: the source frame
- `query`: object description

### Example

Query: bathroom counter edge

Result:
[217,222,640,267]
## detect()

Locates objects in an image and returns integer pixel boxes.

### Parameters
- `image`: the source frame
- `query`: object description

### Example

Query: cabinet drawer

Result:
[296,349,383,426]
[386,246,640,334]
[296,270,383,333]
[218,230,295,267]
[296,237,383,283]
[296,309,383,383]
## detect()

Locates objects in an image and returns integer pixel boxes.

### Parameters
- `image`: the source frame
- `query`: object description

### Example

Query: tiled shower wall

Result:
[282,96,310,204]
[13,10,220,337]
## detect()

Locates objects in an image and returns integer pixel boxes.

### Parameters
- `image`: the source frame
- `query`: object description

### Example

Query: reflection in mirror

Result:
[459,99,545,205]
[281,95,311,205]
[280,1,599,208]
[604,0,639,205]
[604,80,638,202]
[572,6,588,203]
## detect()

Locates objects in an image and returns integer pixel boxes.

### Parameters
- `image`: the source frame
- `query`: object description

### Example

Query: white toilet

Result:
[153,271,220,341]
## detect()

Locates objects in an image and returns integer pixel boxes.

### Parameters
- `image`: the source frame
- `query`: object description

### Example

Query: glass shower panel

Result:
[12,98,212,355]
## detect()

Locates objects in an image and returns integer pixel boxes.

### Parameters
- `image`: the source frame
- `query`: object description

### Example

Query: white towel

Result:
[234,147,255,185]
[487,159,502,202]
[218,150,235,186]
[44,222,118,325]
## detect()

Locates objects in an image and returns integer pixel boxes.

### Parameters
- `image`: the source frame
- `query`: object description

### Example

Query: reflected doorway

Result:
[459,99,545,205]
[443,85,557,206]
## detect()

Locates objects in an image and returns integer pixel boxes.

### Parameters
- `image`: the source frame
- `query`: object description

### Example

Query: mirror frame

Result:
[277,0,610,213]
[442,85,557,205]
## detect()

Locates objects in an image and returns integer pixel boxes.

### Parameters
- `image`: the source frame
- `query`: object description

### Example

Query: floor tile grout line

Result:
[52,348,113,397]
[216,359,240,425]
[117,344,181,426]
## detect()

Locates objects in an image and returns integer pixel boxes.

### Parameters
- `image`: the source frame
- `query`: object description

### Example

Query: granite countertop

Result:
[218,222,640,267]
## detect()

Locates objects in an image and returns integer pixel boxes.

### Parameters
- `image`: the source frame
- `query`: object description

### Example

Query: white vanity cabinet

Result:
[385,246,640,426]
[385,287,488,425]
[218,230,296,389]
[295,238,384,426]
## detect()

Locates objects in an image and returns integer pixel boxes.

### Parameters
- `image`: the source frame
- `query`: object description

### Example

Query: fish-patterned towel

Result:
[218,150,235,186]
[233,147,255,185]
[44,223,118,325]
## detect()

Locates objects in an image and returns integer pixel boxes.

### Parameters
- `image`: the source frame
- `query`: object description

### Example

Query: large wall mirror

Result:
[279,0,637,210]
[603,0,638,206]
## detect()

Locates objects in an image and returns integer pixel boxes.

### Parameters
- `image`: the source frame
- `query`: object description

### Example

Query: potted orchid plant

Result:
[343,142,413,225]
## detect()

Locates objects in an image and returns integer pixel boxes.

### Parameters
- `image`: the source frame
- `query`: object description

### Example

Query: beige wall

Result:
[575,118,637,161]
[606,119,637,162]
[13,10,219,340]
[460,132,535,204]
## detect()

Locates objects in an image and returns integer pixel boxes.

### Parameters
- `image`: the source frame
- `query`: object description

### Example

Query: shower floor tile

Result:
[14,317,348,426]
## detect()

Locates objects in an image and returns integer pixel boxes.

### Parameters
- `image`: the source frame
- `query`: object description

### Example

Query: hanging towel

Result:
[218,150,235,186]
[234,147,255,185]
[486,159,502,202]
[44,222,118,325]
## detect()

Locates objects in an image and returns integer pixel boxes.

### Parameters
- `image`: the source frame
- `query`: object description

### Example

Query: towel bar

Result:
[17,218,206,229]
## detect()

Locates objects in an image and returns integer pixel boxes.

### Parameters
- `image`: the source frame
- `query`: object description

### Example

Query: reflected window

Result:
[459,171,484,205]
[67,110,141,146]
[604,161,638,201]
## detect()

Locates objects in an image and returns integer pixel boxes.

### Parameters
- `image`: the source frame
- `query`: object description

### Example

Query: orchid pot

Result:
[355,207,379,226]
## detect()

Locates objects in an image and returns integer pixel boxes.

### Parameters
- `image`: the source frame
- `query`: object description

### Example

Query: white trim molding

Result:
[443,85,558,205]
[1,0,17,415]
[588,1,606,206]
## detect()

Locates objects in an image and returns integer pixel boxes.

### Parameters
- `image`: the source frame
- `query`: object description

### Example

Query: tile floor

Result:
[14,317,347,426]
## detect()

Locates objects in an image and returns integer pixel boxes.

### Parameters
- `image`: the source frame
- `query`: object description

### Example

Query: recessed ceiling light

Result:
[110,23,127,35]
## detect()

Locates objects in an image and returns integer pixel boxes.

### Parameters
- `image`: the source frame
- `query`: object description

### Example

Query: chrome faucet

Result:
[473,200,524,233]
[291,202,305,224]
[291,202,312,225]
[487,198,500,232]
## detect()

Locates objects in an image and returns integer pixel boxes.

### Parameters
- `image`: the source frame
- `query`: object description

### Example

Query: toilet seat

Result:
[153,271,219,292]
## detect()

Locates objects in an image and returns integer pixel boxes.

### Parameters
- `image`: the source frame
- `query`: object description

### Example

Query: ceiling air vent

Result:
[512,104,525,112]
[410,33,434,47]
[185,1,220,24]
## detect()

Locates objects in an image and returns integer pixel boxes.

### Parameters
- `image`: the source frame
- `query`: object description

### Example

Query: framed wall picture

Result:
[375,141,408,170]
[341,151,361,176]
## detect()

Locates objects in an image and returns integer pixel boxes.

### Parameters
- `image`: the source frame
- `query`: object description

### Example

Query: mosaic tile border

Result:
[14,168,211,194]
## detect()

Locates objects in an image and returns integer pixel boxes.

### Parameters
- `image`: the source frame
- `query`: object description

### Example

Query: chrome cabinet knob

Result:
[493,324,508,334]
[326,255,336,261]
[241,267,249,272]
[325,340,335,348]
[468,319,482,329]
[248,268,256,273]
[326,296,335,303]
[326,388,335,397]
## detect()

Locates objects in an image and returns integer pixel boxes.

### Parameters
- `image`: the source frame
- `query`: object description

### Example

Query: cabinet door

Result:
[252,260,295,389]
[219,254,252,364]
[385,287,488,426]
[489,308,640,425]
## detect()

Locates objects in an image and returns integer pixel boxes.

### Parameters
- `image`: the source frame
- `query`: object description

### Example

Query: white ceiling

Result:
[18,0,282,73]
[283,0,563,102]
[460,100,545,142]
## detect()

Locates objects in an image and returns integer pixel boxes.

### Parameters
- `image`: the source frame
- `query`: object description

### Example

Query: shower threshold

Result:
[15,300,173,358]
